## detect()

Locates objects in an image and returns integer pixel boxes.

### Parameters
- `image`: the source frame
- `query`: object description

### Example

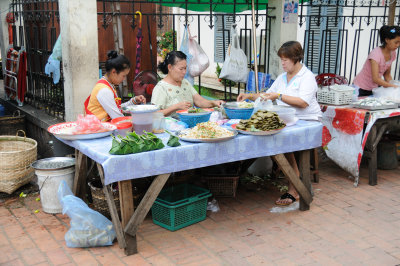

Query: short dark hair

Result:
[157,51,187,75]
[277,41,304,64]
[105,50,130,74]
[379,25,400,47]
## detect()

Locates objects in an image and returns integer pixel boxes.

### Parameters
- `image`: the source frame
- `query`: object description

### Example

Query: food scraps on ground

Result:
[180,121,234,139]
[236,110,286,131]
[109,131,164,155]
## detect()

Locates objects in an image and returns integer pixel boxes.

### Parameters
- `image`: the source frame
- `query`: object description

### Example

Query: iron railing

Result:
[10,0,64,119]
[298,0,400,83]
[97,0,275,101]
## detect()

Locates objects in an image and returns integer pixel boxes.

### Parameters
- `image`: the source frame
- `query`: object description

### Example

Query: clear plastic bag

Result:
[188,30,209,77]
[57,180,116,248]
[180,25,194,85]
[372,85,400,103]
[207,198,220,212]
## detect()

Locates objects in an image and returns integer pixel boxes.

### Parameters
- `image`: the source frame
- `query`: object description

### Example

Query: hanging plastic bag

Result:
[180,25,194,85]
[188,29,209,77]
[57,180,116,248]
[220,26,249,83]
[246,71,272,93]
[45,35,62,84]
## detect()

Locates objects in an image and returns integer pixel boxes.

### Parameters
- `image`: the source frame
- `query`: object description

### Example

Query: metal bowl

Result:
[32,157,75,171]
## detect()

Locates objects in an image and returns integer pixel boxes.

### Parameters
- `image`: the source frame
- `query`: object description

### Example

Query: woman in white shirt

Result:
[237,41,321,205]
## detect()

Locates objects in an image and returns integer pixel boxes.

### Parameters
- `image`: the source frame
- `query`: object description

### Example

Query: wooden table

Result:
[62,120,322,255]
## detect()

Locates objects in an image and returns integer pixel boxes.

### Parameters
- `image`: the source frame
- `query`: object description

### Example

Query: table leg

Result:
[124,174,171,241]
[118,180,137,255]
[73,150,87,199]
[364,124,387,186]
[272,154,313,209]
[299,150,311,211]
[96,164,127,249]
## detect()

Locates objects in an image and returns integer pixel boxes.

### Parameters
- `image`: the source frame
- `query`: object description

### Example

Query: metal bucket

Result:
[32,157,75,214]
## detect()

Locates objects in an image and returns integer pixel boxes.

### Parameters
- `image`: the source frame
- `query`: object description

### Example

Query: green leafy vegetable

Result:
[109,131,165,155]
[165,130,181,147]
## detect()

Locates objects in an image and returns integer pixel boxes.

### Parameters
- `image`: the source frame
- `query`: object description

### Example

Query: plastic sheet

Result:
[57,180,116,248]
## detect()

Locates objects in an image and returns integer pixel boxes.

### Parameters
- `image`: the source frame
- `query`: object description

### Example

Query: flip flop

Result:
[275,192,299,206]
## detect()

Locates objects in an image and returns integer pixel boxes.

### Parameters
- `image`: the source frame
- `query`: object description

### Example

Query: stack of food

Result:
[236,110,285,132]
[179,121,234,139]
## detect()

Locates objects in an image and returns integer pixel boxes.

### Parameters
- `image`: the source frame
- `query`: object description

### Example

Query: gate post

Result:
[59,0,99,121]
[268,0,298,78]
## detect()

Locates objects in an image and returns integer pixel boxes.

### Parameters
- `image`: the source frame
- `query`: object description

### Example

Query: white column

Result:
[268,0,298,79]
[0,0,12,79]
[59,0,99,121]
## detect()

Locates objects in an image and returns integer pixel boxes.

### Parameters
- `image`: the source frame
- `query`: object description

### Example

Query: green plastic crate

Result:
[152,184,211,231]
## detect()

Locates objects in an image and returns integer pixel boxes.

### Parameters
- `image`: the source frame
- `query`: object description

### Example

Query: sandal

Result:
[275,192,299,206]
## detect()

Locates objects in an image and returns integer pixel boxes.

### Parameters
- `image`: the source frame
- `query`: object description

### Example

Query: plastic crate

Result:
[205,176,239,198]
[152,184,211,231]
[317,85,354,105]
[224,108,254,120]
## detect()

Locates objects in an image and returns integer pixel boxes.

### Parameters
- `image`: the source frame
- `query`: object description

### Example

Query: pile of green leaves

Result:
[165,130,181,147]
[109,132,165,155]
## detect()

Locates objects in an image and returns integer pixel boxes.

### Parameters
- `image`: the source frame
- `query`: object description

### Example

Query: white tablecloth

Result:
[60,120,322,185]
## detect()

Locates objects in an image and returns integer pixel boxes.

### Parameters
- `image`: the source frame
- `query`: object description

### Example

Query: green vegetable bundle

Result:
[109,131,165,155]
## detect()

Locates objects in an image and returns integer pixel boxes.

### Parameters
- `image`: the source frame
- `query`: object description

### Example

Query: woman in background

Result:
[353,25,400,97]
[85,50,146,121]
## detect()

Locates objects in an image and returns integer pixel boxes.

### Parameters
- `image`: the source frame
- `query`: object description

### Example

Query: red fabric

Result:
[16,51,27,103]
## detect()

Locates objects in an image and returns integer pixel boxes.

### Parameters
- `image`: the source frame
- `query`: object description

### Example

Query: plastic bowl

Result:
[224,108,254,120]
[267,106,296,125]
[177,112,211,128]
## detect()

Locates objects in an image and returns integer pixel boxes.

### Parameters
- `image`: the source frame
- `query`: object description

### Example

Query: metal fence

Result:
[97,0,276,101]
[10,0,64,119]
[298,0,400,83]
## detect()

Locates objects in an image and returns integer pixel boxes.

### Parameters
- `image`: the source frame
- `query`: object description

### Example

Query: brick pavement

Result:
[1,160,400,265]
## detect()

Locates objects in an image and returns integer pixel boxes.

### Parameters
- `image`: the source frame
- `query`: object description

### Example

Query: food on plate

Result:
[353,98,395,107]
[109,131,164,155]
[74,114,108,134]
[237,102,254,109]
[236,110,286,132]
[187,107,206,113]
[179,121,234,139]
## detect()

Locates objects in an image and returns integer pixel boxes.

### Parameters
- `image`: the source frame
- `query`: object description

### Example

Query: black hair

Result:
[380,25,400,47]
[157,51,187,75]
[105,50,130,74]
[277,41,304,63]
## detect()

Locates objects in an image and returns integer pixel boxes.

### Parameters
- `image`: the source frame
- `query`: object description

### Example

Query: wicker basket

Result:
[0,110,26,136]
[0,130,37,194]
[205,176,239,198]
[88,180,121,219]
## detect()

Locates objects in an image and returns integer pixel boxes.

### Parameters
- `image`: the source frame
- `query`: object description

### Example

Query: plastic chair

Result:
[315,73,348,87]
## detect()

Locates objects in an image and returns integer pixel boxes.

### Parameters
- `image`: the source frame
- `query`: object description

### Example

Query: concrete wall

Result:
[59,0,99,121]
[0,0,11,76]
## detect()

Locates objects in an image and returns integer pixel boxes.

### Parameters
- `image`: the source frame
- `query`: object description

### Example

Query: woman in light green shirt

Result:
[151,51,224,116]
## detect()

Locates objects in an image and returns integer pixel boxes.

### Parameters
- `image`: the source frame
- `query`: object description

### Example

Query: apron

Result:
[84,78,122,121]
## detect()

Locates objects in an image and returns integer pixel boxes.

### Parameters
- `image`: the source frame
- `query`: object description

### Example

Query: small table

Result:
[320,104,400,186]
[60,120,322,255]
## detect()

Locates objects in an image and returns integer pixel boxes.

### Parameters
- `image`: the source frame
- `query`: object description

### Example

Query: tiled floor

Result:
[1,160,400,265]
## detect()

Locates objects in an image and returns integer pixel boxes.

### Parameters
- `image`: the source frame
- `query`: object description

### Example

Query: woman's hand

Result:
[260,92,279,101]
[237,93,251,102]
[212,100,225,107]
[174,101,192,110]
[133,95,146,104]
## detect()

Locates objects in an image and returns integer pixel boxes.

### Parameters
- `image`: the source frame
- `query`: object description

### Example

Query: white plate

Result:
[48,122,116,140]
[235,126,285,136]
[176,128,237,143]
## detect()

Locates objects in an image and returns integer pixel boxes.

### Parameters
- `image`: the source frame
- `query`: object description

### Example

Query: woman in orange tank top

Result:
[85,50,146,121]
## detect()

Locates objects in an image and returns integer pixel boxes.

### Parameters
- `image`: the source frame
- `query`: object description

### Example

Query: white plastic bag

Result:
[188,30,209,77]
[372,85,400,103]
[57,180,116,248]
[220,26,249,83]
